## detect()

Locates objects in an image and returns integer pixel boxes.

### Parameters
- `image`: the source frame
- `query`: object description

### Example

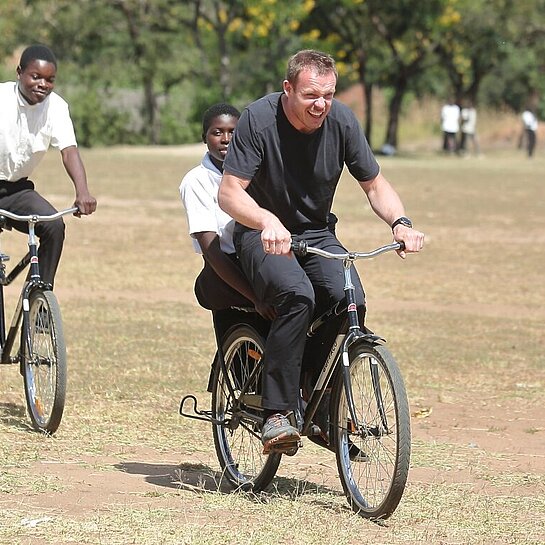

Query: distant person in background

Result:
[441,99,460,153]
[521,108,538,158]
[179,103,274,320]
[459,101,480,156]
[0,44,97,286]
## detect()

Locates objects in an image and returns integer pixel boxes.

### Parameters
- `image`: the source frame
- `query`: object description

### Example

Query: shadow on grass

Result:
[0,401,33,431]
[115,460,347,512]
[115,461,231,492]
[114,462,349,512]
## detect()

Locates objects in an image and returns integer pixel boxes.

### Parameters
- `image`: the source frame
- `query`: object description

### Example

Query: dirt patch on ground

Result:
[5,387,543,522]
[2,148,543,544]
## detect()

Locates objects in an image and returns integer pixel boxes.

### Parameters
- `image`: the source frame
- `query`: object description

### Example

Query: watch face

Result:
[393,216,412,229]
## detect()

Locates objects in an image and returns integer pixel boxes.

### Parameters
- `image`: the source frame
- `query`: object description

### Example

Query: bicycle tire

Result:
[331,342,410,519]
[21,289,67,434]
[211,325,281,492]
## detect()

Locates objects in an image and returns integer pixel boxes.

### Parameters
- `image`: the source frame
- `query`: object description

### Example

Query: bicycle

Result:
[0,206,78,434]
[180,240,411,519]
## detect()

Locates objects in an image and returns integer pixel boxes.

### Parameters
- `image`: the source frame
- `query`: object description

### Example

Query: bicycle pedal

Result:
[262,437,302,456]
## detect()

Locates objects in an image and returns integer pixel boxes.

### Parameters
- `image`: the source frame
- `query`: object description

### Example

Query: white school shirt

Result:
[179,152,236,255]
[441,103,460,133]
[522,110,538,131]
[0,81,77,181]
[461,107,477,134]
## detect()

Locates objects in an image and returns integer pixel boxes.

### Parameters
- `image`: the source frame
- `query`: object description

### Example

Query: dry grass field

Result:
[0,142,543,545]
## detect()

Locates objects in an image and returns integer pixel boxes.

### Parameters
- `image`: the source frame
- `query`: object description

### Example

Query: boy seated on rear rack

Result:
[179,103,274,347]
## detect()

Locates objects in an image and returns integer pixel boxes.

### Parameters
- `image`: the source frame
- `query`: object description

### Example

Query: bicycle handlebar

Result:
[0,207,79,223]
[291,240,405,260]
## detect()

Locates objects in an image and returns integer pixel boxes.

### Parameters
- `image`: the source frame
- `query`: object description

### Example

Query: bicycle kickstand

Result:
[179,394,224,426]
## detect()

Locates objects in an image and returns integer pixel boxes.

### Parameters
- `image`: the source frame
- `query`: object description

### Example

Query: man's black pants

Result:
[234,227,365,413]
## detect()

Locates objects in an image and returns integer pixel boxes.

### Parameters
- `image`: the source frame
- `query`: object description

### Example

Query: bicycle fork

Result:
[340,260,389,436]
[20,220,42,369]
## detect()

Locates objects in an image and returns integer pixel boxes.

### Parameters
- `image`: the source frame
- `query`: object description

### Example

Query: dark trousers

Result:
[443,131,457,152]
[526,129,536,157]
[0,181,64,286]
[194,254,253,310]
[234,227,365,412]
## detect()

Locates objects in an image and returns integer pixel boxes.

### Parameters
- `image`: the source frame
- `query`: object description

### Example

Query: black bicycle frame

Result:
[300,257,388,436]
[0,220,47,364]
[180,244,395,437]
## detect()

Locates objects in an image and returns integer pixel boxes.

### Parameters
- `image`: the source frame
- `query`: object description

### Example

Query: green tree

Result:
[433,0,514,105]
[110,0,199,144]
[228,0,314,97]
[365,0,445,149]
[304,0,387,146]
[3,0,544,146]
[486,0,545,116]
[305,0,446,149]
[0,0,28,64]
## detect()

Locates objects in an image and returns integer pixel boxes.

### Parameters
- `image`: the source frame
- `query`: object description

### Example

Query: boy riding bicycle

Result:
[0,44,96,286]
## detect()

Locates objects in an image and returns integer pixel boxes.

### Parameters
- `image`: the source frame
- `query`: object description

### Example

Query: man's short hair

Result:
[19,44,58,71]
[202,103,241,138]
[286,50,337,86]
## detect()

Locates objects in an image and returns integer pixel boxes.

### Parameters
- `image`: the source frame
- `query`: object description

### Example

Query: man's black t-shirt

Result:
[223,92,380,233]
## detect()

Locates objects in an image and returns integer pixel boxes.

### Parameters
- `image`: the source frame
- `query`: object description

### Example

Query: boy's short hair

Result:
[202,103,241,137]
[19,44,58,70]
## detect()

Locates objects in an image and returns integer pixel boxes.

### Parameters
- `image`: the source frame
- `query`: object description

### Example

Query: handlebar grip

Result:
[397,241,406,252]
[291,240,308,256]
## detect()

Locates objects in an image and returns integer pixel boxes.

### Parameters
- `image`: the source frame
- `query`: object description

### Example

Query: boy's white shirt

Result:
[0,82,77,181]
[179,152,236,255]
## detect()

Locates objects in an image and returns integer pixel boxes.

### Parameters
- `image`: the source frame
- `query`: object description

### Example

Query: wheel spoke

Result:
[212,326,280,492]
[333,344,410,519]
[22,291,66,434]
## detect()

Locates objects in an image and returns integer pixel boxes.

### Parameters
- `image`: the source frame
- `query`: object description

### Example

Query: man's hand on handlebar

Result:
[260,216,292,256]
[392,225,425,259]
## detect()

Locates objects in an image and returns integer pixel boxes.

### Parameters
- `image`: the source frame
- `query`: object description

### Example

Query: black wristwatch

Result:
[391,216,413,231]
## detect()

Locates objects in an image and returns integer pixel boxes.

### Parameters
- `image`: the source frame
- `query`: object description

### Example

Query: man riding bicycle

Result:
[219,50,424,455]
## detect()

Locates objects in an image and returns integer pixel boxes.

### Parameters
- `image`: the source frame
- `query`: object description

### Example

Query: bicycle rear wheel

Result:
[331,342,410,519]
[21,289,67,434]
[211,325,281,492]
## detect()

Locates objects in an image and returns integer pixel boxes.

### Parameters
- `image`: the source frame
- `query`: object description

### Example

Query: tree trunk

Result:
[143,77,159,145]
[218,29,231,99]
[385,78,406,148]
[355,53,373,146]
[364,83,373,147]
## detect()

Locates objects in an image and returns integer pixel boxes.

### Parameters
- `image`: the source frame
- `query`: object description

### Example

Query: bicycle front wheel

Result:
[212,325,281,492]
[21,289,67,434]
[331,342,410,519]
